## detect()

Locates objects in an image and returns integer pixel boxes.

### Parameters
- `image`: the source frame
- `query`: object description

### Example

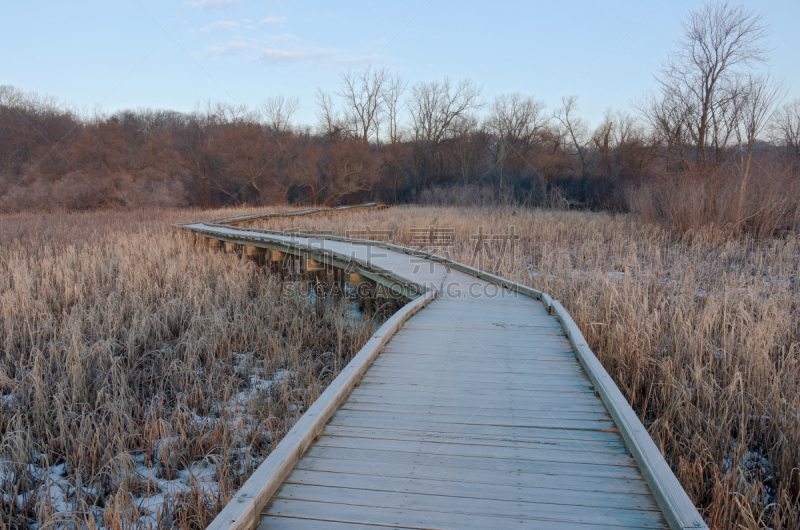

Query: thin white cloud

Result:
[266,34,302,44]
[259,15,287,26]
[199,19,241,32]
[205,42,333,63]
[206,41,253,54]
[259,47,335,63]
[203,36,375,67]
[186,0,243,8]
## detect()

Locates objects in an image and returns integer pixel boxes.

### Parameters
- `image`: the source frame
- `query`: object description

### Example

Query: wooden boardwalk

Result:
[177,206,706,530]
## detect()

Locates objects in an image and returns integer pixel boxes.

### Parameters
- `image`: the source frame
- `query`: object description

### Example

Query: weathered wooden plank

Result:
[258,516,416,529]
[325,415,624,443]
[355,379,594,393]
[292,456,651,495]
[262,499,662,530]
[362,369,591,384]
[370,350,581,364]
[367,361,588,377]
[329,408,617,431]
[389,323,567,333]
[374,346,578,358]
[320,425,628,453]
[353,386,595,401]
[402,314,553,322]
[343,394,609,412]
[282,469,662,511]
[400,313,560,322]
[343,398,608,418]
[302,445,641,479]
[382,339,571,353]
[354,382,592,397]
[338,402,610,421]
[416,307,550,317]
[379,353,579,365]
[311,435,633,466]
[381,346,578,358]
[385,336,573,347]
[388,327,568,338]
[369,351,583,367]
[267,485,668,528]
[400,322,563,331]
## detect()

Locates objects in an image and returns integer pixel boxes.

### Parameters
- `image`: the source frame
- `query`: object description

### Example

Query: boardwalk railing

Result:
[176,204,707,530]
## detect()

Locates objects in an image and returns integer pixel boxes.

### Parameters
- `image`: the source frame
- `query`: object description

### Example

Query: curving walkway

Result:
[176,205,706,530]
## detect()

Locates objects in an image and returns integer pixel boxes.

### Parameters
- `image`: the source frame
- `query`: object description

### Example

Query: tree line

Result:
[1,2,799,234]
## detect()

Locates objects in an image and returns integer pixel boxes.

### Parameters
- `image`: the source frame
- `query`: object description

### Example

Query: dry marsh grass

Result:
[0,207,377,529]
[256,205,800,529]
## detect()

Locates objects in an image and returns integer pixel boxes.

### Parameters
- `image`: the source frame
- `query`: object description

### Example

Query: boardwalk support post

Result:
[349,272,376,315]
[245,245,267,266]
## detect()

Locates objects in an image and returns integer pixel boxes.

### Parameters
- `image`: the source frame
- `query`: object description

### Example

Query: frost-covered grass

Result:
[0,207,378,529]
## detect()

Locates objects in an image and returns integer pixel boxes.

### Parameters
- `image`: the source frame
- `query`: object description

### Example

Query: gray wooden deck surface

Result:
[180,211,705,530]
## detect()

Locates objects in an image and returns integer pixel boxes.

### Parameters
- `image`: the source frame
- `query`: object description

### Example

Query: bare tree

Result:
[261,95,299,134]
[593,110,615,176]
[637,88,693,172]
[382,74,407,146]
[554,96,592,176]
[733,74,785,225]
[319,140,381,206]
[644,1,771,169]
[485,93,548,187]
[770,99,800,186]
[337,66,390,144]
[593,109,655,183]
[381,74,408,201]
[449,113,483,185]
[200,100,253,126]
[0,86,76,183]
[407,77,482,193]
[315,89,343,141]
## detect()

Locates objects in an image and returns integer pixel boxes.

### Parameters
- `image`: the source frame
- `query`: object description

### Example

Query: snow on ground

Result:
[0,360,298,529]
[2,290,374,528]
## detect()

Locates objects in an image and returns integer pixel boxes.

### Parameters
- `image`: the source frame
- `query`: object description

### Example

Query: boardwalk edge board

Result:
[179,205,706,530]
[173,202,389,227]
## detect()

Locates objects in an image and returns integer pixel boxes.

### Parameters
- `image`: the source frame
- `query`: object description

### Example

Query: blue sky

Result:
[2,0,798,129]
